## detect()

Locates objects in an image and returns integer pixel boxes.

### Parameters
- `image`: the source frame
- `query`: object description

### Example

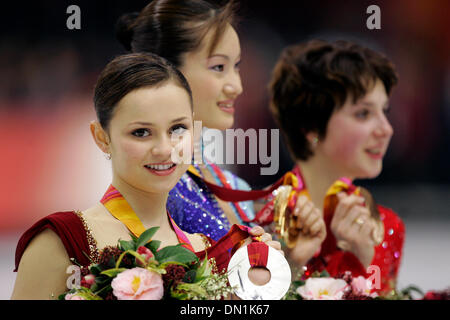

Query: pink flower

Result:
[111,268,163,300]
[351,276,378,297]
[136,246,154,266]
[297,278,348,300]
[65,293,86,300]
[81,274,96,289]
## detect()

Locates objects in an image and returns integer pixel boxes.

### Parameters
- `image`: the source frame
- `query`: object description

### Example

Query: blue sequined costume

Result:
[167,163,255,241]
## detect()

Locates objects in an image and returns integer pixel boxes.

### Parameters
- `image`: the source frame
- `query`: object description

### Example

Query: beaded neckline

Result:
[74,210,100,264]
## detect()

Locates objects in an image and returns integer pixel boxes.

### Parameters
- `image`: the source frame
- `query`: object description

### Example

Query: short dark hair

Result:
[269,39,398,161]
[94,53,192,130]
[115,0,238,68]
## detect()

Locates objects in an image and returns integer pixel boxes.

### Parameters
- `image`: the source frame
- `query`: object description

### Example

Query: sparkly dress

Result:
[305,204,405,295]
[287,166,405,295]
[167,163,255,241]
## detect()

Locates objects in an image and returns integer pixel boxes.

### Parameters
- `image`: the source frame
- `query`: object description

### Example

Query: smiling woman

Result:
[11,53,281,299]
[94,85,194,195]
[115,0,255,241]
[268,40,405,296]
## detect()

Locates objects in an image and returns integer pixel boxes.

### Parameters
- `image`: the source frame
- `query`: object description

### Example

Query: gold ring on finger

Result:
[354,217,364,226]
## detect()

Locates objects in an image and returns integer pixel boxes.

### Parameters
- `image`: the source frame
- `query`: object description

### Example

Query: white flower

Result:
[297,277,349,300]
[351,276,378,298]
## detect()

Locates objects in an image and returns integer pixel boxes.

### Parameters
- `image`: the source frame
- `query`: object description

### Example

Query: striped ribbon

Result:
[100,184,194,252]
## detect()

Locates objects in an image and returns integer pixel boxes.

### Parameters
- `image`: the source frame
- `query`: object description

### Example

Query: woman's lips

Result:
[365,148,384,160]
[144,163,177,176]
[217,100,235,114]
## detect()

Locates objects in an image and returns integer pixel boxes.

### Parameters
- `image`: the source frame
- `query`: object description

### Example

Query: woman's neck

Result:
[111,176,170,230]
[297,156,352,213]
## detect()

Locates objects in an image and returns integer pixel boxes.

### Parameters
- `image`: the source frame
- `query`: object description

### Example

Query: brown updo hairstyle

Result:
[269,39,398,161]
[94,52,193,131]
[115,0,238,68]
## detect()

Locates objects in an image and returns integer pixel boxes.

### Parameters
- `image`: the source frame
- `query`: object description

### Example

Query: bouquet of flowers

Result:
[284,269,433,300]
[59,227,234,300]
[284,270,379,300]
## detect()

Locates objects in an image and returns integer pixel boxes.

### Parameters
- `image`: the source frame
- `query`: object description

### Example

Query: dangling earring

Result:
[311,136,319,148]
[105,153,111,160]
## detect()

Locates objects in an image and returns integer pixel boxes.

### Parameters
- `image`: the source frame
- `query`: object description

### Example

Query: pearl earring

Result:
[105,153,111,160]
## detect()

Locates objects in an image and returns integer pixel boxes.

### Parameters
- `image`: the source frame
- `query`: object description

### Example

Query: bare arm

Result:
[11,229,73,300]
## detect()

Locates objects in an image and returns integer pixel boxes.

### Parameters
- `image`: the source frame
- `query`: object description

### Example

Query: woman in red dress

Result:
[11,53,280,299]
[268,39,404,296]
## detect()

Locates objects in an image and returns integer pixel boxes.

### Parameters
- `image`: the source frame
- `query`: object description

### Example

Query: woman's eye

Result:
[234,61,241,71]
[383,106,391,115]
[211,64,225,72]
[171,124,188,135]
[355,109,370,119]
[132,128,150,137]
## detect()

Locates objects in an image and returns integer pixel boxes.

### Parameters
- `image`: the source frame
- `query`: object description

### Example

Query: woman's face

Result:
[106,83,193,194]
[179,23,242,130]
[316,79,394,180]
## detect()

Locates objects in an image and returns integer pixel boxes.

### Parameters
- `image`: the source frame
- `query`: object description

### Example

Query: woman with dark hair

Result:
[268,39,405,295]
[115,0,258,241]
[11,53,279,299]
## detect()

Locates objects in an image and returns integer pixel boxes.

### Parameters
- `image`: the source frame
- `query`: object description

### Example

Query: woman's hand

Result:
[247,226,283,255]
[245,226,283,286]
[286,195,327,267]
[330,192,377,268]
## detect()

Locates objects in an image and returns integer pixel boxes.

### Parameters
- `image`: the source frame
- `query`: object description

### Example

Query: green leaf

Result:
[400,285,425,298]
[89,264,102,276]
[159,261,188,269]
[292,280,305,287]
[136,227,160,248]
[100,268,127,278]
[319,270,330,278]
[94,284,112,298]
[115,250,147,268]
[146,240,161,254]
[195,256,211,282]
[183,270,197,283]
[130,232,139,242]
[155,244,198,265]
[119,239,136,252]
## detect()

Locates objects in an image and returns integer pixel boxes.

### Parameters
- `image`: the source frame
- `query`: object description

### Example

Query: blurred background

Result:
[0,0,449,299]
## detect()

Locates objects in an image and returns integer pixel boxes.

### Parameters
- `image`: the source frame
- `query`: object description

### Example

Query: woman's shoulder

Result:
[15,210,93,272]
[11,226,72,299]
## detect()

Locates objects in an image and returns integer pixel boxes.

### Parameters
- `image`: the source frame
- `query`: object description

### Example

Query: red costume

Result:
[14,211,251,275]
[307,204,405,295]
[286,166,405,295]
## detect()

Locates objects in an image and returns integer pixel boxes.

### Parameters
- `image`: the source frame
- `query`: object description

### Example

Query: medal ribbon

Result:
[247,242,269,268]
[100,184,194,251]
[187,165,283,225]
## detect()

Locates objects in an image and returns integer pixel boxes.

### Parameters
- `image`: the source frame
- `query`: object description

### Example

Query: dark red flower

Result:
[104,291,118,300]
[422,289,450,300]
[342,291,374,300]
[99,246,133,268]
[162,264,186,290]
